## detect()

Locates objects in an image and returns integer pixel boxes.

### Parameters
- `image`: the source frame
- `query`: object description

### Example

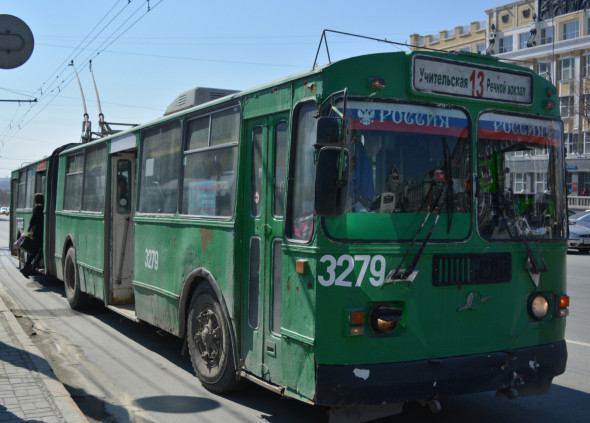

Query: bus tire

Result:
[63,248,90,310]
[186,285,243,393]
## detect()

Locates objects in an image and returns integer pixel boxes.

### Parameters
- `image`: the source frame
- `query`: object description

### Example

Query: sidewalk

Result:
[0,294,88,423]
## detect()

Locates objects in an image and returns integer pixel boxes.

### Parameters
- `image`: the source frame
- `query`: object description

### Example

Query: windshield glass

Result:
[477,112,565,240]
[323,101,471,242]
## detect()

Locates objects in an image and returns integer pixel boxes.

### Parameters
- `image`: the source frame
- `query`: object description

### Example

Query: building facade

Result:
[410,0,590,201]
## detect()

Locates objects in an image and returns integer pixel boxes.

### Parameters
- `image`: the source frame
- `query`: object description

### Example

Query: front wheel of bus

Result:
[63,248,90,310]
[187,285,243,393]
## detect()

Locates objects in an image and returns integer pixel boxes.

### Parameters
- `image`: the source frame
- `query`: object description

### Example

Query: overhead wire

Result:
[0,0,164,150]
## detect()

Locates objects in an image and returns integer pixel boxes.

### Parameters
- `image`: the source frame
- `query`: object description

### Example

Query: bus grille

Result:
[432,253,511,286]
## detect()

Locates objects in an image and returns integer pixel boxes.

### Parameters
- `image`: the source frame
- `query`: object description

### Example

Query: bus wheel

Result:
[187,285,243,393]
[63,248,90,310]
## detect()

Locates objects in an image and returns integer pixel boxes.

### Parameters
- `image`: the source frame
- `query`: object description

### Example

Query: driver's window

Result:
[117,160,131,214]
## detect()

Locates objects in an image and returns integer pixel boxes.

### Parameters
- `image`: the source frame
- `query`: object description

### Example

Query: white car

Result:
[568,220,590,253]
[0,207,8,215]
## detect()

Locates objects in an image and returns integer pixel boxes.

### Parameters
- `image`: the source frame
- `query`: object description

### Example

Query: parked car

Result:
[568,219,590,253]
[570,211,590,230]
[0,207,7,215]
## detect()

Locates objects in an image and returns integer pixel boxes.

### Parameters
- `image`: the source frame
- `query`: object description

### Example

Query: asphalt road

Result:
[0,216,588,422]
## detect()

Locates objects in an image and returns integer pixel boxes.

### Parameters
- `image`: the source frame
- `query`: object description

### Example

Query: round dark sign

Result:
[0,15,34,69]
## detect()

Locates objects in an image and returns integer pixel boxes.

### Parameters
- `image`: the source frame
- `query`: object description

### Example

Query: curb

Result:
[0,294,89,423]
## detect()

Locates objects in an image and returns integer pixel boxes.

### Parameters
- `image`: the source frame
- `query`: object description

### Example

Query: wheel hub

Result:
[195,309,221,365]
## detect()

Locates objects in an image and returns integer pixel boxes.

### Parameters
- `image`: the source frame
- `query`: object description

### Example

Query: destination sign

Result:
[413,55,533,104]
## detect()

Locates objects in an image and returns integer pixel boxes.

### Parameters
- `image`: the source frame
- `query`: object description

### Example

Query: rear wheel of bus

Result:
[186,284,243,393]
[63,247,90,310]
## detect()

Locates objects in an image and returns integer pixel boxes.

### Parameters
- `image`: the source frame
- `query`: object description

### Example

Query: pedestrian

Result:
[20,193,44,278]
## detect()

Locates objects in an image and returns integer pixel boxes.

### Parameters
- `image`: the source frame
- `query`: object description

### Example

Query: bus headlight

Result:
[529,294,549,320]
[369,306,402,335]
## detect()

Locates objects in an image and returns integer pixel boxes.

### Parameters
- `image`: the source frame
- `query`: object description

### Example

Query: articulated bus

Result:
[10,50,568,420]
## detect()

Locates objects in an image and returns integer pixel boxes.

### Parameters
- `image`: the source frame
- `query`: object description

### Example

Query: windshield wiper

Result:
[443,137,453,233]
[386,182,444,282]
[386,137,456,282]
[497,189,547,285]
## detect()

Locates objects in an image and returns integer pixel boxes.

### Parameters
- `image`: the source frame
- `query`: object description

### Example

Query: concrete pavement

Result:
[0,292,88,423]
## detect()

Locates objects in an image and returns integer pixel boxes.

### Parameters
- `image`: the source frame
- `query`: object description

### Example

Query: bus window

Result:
[286,102,317,241]
[16,170,26,209]
[81,145,107,212]
[182,107,239,217]
[477,112,565,240]
[251,126,263,217]
[138,121,181,214]
[117,160,132,214]
[274,121,288,217]
[248,237,261,329]
[64,152,84,211]
[25,166,35,208]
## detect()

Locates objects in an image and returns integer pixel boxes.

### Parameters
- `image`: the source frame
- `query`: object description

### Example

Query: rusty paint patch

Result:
[304,83,317,94]
[200,228,213,252]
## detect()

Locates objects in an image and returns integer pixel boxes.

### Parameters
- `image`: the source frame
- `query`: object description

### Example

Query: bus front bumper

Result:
[315,340,567,406]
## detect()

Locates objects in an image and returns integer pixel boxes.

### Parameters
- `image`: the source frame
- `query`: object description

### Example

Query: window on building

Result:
[499,35,513,53]
[560,96,575,117]
[538,62,551,79]
[559,57,575,81]
[541,27,553,44]
[459,46,471,53]
[565,133,578,155]
[584,132,590,154]
[584,56,590,78]
[514,173,526,193]
[535,173,547,193]
[476,43,486,54]
[563,20,579,40]
[519,33,528,49]
[583,94,590,115]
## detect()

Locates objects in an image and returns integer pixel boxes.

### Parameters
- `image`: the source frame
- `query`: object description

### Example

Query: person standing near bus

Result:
[20,193,44,278]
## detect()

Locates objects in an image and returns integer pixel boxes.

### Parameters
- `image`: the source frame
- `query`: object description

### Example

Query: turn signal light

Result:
[347,309,365,336]
[543,100,556,110]
[368,77,386,89]
[555,294,569,318]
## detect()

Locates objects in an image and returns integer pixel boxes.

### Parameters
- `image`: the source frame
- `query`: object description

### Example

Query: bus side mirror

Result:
[315,147,349,217]
[316,116,342,147]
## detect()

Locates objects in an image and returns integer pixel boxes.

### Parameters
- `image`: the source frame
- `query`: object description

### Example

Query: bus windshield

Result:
[477,112,566,240]
[323,100,471,242]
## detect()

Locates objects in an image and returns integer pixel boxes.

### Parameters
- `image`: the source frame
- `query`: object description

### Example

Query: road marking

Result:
[566,339,590,348]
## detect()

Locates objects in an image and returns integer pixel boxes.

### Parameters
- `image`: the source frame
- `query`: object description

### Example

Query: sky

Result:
[0,0,500,178]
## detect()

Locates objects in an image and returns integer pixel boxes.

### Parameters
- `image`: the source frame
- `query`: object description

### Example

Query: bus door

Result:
[109,152,135,306]
[242,116,288,384]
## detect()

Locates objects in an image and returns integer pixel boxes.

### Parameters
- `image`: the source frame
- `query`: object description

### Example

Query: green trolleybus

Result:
[10,49,569,420]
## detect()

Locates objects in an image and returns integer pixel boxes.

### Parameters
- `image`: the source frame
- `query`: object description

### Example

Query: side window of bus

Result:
[138,120,181,214]
[81,145,107,212]
[274,121,288,218]
[25,167,35,208]
[117,160,132,214]
[182,106,239,217]
[286,102,317,241]
[16,170,26,209]
[64,152,84,211]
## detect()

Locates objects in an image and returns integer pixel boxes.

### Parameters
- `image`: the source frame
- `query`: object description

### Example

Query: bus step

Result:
[107,304,139,322]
